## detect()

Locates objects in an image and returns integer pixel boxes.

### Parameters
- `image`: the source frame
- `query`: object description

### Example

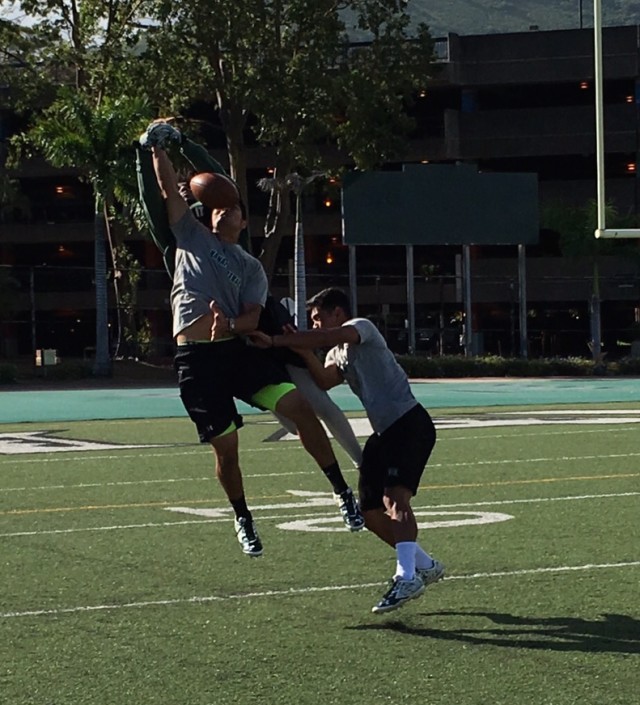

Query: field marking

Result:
[3,470,638,516]
[0,477,213,493]
[3,448,640,495]
[0,431,168,455]
[1,490,638,538]
[277,511,515,532]
[0,423,638,467]
[425,471,640,491]
[276,411,640,441]
[2,561,638,620]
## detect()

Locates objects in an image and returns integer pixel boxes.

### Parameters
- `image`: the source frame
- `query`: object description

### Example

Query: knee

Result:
[276,390,313,422]
[211,439,239,472]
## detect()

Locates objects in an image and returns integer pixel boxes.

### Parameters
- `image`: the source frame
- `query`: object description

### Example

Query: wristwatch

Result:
[228,317,236,333]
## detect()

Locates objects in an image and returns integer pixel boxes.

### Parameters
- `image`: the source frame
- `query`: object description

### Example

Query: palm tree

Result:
[17,90,149,375]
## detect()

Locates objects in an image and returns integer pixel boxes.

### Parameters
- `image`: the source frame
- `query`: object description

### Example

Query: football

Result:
[189,172,240,209]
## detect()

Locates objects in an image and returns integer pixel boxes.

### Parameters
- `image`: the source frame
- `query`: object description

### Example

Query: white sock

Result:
[415,544,435,570]
[395,541,417,580]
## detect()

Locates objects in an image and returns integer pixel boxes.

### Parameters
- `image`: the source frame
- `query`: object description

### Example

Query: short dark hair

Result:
[306,287,352,317]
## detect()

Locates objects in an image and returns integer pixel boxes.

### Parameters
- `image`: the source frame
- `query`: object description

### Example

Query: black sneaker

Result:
[334,488,365,532]
[234,517,263,557]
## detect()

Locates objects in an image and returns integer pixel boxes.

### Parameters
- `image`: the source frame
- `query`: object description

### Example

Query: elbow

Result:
[317,377,335,391]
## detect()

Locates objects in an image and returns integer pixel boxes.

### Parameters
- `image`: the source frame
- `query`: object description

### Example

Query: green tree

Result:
[3,0,154,374]
[12,90,150,373]
[141,0,434,275]
[542,199,637,360]
[112,243,152,359]
[0,266,20,321]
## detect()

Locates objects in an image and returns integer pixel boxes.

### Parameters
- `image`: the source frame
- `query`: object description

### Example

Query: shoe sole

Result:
[371,584,426,614]
[244,550,263,558]
[238,540,263,557]
[345,522,365,532]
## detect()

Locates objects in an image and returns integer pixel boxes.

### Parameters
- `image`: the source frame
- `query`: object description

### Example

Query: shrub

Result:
[0,363,18,384]
[396,354,606,378]
[38,360,94,380]
[613,356,640,375]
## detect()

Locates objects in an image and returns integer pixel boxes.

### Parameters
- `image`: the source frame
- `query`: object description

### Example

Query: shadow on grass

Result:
[348,611,640,655]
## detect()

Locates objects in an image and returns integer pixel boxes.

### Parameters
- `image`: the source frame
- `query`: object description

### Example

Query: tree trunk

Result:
[258,162,294,283]
[93,206,111,376]
[589,258,602,360]
[220,103,252,253]
[260,208,292,284]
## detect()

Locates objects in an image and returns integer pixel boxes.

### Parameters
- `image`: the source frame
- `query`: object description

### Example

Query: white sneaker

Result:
[335,488,365,532]
[372,575,425,614]
[416,559,446,586]
[234,517,263,557]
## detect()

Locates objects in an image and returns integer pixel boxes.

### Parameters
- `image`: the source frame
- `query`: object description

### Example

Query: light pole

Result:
[579,0,583,29]
[258,171,325,330]
[285,173,325,330]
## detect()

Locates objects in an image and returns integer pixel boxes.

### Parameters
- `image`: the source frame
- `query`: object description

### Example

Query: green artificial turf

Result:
[1,407,638,705]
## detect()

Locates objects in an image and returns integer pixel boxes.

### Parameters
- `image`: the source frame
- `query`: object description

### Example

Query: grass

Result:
[1,405,639,705]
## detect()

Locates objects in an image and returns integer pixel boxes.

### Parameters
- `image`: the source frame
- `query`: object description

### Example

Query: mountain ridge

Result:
[345,1,640,39]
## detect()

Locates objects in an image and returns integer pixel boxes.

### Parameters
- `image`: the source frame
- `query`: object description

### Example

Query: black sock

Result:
[230,496,252,521]
[321,461,348,495]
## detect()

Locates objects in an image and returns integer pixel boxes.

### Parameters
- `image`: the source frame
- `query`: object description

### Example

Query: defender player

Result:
[249,287,445,613]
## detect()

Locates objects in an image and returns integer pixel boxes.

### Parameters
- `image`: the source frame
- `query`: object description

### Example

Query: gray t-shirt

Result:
[170,211,267,337]
[325,318,418,434]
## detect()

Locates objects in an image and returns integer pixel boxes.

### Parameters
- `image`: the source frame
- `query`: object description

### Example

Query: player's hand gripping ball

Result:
[189,172,240,210]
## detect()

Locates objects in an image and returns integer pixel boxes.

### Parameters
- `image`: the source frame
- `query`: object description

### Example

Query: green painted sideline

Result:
[1,378,640,423]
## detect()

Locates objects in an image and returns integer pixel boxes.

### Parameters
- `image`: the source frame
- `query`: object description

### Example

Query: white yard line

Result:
[1,560,638,620]
[2,447,640,493]
[0,422,638,466]
[1,491,638,538]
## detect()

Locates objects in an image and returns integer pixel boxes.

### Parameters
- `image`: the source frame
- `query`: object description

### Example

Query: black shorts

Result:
[174,339,292,443]
[358,404,436,511]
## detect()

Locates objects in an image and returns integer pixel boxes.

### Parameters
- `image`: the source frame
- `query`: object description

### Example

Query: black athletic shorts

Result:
[174,338,292,443]
[358,404,436,511]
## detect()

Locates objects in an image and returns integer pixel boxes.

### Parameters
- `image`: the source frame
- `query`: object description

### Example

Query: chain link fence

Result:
[1,263,639,362]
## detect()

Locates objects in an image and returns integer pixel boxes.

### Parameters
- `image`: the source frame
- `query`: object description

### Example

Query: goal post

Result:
[592,0,640,239]
[595,228,640,239]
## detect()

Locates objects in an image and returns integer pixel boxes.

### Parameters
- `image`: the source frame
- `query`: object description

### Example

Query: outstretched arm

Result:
[151,146,189,226]
[248,326,357,390]
[273,326,360,350]
[294,348,344,391]
[136,144,176,278]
